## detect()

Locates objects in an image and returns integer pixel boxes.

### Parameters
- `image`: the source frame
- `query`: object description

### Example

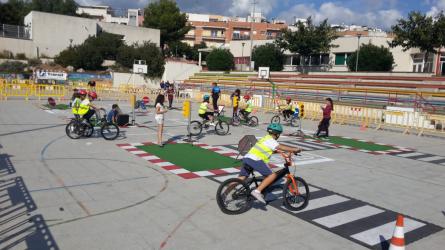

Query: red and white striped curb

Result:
[117,142,277,180]
[305,137,414,155]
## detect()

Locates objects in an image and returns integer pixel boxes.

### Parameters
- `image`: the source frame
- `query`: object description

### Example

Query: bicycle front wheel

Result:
[101,123,120,140]
[188,121,202,136]
[65,121,82,139]
[271,115,280,124]
[231,116,241,126]
[290,117,301,128]
[215,121,230,135]
[282,177,310,211]
[248,116,259,127]
[216,178,252,215]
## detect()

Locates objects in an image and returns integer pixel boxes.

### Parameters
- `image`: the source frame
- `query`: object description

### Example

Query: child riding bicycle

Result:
[198,95,215,126]
[283,97,296,121]
[238,123,302,204]
[239,95,253,121]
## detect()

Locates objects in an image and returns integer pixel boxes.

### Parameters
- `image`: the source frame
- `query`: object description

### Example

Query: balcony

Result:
[202,36,226,41]
[184,34,195,39]
[232,35,250,40]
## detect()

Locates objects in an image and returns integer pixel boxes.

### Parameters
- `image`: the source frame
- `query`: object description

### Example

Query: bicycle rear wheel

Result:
[216,178,252,215]
[65,120,82,139]
[188,121,202,136]
[282,177,310,211]
[290,117,301,128]
[215,121,230,135]
[101,123,120,140]
[271,115,280,124]
[248,116,259,127]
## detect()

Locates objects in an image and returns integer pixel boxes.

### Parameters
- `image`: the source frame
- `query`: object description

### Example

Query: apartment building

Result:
[183,13,287,48]
[76,5,144,27]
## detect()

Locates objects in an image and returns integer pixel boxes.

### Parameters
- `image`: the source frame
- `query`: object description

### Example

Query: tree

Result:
[390,11,441,72]
[116,42,165,78]
[165,41,193,59]
[143,0,191,51]
[55,32,123,70]
[0,0,28,25]
[191,42,208,61]
[252,43,285,71]
[0,0,78,25]
[206,49,234,71]
[346,44,394,72]
[276,17,338,70]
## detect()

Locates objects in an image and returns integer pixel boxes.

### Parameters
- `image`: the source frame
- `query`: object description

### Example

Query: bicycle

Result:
[231,111,259,127]
[271,108,301,128]
[66,108,120,140]
[216,152,309,215]
[188,114,230,136]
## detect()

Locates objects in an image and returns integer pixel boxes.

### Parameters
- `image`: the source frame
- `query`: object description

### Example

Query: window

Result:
[211,30,217,37]
[310,55,320,66]
[321,54,330,65]
[335,53,348,66]
[412,53,434,73]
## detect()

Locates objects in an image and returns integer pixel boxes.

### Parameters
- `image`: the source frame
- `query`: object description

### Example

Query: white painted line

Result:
[170,168,190,174]
[292,195,350,213]
[222,167,240,173]
[417,156,445,162]
[395,152,426,158]
[360,150,370,153]
[216,150,236,154]
[131,151,147,155]
[313,205,384,228]
[121,146,136,149]
[282,143,313,151]
[351,218,425,246]
[214,174,238,182]
[131,143,144,146]
[200,145,214,149]
[45,110,54,114]
[308,186,320,192]
[296,158,334,165]
[194,171,214,177]
[217,147,239,153]
[142,155,158,160]
[293,141,327,150]
[340,145,352,149]
[156,162,175,167]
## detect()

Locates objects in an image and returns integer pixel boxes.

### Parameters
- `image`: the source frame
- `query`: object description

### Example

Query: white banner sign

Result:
[36,70,67,81]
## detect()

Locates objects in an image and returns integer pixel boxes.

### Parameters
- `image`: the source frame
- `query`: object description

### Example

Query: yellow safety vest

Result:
[198,102,207,115]
[72,99,89,115]
[247,135,274,163]
[245,100,253,112]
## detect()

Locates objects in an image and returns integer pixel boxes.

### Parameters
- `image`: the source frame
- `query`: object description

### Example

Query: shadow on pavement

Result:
[0,154,59,250]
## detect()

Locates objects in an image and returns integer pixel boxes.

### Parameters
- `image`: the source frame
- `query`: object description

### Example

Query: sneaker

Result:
[250,190,266,204]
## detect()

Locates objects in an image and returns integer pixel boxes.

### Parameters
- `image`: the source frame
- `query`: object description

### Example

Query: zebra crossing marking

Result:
[208,174,443,249]
[388,151,445,166]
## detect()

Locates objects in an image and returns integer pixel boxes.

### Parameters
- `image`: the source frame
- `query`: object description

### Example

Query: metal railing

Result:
[0,24,31,40]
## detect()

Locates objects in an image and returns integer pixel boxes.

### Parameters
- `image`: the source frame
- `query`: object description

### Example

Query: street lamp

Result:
[241,42,246,71]
[355,34,362,72]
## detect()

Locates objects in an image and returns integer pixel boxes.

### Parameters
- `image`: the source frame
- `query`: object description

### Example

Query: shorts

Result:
[199,112,213,120]
[155,116,164,125]
[239,158,272,177]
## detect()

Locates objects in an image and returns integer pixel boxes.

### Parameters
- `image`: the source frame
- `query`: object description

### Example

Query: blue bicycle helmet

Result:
[203,94,210,101]
[267,123,283,134]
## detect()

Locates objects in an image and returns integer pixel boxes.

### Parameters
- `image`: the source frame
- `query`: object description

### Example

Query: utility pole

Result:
[355,34,362,72]
[249,0,258,71]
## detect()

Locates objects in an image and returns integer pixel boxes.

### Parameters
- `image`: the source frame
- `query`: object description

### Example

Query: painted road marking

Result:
[207,174,443,249]
[313,205,384,228]
[389,151,445,166]
[293,195,350,213]
[417,156,445,162]
[350,218,425,246]
[394,152,425,158]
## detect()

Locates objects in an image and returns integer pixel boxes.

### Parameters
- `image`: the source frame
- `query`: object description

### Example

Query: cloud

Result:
[278,2,402,30]
[427,0,445,16]
[228,0,278,16]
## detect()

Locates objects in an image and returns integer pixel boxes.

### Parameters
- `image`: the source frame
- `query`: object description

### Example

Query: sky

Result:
[76,0,445,30]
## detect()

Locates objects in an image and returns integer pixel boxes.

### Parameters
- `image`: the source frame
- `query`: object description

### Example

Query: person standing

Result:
[315,98,334,138]
[211,82,221,112]
[160,80,165,90]
[166,85,175,109]
[230,89,241,118]
[155,94,168,146]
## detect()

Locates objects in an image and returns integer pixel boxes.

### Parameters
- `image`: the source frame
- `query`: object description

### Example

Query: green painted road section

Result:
[307,136,395,151]
[136,144,242,172]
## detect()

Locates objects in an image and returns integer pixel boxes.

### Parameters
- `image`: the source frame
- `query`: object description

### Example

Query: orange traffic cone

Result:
[389,214,405,250]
